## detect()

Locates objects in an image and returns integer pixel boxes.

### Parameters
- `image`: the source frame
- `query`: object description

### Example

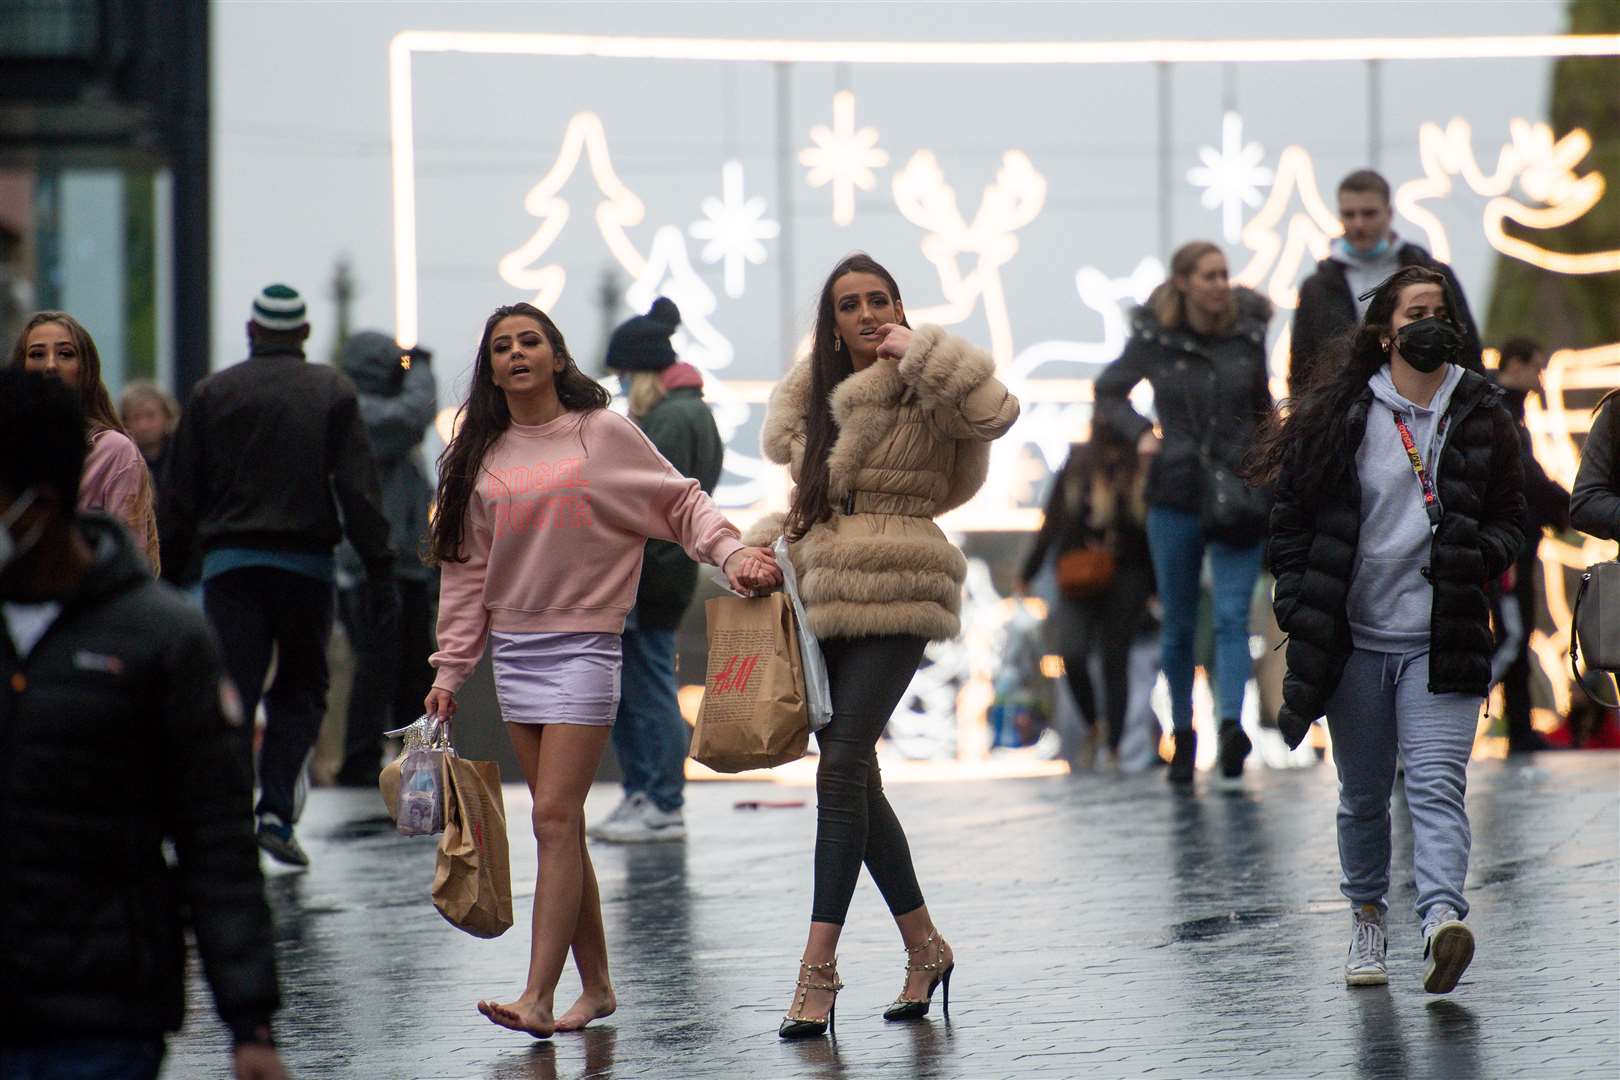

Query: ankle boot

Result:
[1218,720,1252,779]
[1167,728,1197,784]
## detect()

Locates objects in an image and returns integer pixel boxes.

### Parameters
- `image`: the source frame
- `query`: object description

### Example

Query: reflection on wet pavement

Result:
[164,755,1619,1078]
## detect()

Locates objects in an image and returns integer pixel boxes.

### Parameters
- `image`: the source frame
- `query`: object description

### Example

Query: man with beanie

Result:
[1289,169,1483,396]
[334,330,439,786]
[161,284,396,867]
[590,298,724,843]
[0,370,286,1080]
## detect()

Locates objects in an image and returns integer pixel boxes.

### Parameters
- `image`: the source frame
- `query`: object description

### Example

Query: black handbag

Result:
[1197,368,1270,546]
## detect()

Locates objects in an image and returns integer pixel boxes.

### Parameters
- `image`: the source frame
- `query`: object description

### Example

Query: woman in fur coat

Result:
[744,253,1019,1038]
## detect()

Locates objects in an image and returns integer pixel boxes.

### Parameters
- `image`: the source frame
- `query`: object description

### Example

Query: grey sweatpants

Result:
[1324,647,1481,925]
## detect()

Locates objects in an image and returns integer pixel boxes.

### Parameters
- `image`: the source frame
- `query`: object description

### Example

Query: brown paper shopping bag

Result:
[431,755,513,938]
[690,593,810,773]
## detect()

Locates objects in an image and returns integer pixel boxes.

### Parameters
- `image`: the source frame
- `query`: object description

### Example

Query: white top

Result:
[3,601,63,659]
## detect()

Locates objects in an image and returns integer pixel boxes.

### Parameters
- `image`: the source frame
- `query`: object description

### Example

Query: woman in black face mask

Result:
[1246,266,1525,995]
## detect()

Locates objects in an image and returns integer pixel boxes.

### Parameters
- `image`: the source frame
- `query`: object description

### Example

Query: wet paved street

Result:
[166,753,1618,1079]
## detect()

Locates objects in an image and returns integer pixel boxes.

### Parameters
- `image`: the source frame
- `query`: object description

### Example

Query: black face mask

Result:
[1394,316,1462,374]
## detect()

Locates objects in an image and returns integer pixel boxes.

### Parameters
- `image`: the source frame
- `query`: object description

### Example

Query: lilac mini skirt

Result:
[490,631,622,726]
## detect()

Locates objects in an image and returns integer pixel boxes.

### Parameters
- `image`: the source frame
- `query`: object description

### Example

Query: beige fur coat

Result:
[743,325,1019,641]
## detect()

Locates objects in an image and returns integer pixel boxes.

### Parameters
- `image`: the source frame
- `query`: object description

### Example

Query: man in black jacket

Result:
[0,371,286,1080]
[1491,339,1571,752]
[161,284,396,866]
[1289,170,1483,397]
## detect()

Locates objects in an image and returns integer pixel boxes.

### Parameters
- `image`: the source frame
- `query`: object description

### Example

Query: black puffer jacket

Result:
[1571,391,1620,541]
[0,515,279,1042]
[1268,371,1526,747]
[1094,289,1273,514]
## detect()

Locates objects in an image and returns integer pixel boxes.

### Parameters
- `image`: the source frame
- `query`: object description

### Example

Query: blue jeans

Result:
[1325,648,1479,923]
[611,608,688,812]
[1145,505,1263,731]
[0,1039,164,1080]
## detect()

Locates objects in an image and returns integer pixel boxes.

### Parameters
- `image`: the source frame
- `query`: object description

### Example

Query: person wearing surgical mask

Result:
[1247,266,1525,995]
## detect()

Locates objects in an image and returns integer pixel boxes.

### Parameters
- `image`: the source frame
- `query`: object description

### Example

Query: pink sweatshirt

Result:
[81,429,161,574]
[430,408,745,693]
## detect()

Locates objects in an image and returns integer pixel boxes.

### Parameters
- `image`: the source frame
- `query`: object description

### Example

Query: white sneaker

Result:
[1344,904,1388,986]
[587,794,640,841]
[591,793,687,843]
[1422,905,1474,994]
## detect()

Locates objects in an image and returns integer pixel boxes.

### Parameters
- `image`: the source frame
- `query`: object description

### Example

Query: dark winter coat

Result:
[0,515,279,1042]
[1268,370,1526,748]
[159,349,394,584]
[1093,289,1274,515]
[1500,386,1570,538]
[1289,244,1483,397]
[336,332,438,584]
[634,385,725,630]
[1570,392,1620,542]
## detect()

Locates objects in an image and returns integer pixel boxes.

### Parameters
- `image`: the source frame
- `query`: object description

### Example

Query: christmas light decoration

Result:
[1188,112,1274,244]
[799,90,889,226]
[689,160,780,299]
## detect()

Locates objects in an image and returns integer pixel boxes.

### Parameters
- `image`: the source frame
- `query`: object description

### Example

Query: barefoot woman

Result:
[424,303,779,1037]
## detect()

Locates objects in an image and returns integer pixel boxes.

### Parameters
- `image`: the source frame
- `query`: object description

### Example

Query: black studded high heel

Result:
[778,957,842,1040]
[882,930,954,1022]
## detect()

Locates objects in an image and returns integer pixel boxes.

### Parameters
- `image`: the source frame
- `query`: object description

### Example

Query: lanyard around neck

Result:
[1390,409,1448,526]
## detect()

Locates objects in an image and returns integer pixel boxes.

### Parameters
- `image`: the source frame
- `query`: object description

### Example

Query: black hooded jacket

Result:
[1289,243,1483,397]
[1093,288,1274,514]
[1268,371,1526,748]
[0,515,279,1042]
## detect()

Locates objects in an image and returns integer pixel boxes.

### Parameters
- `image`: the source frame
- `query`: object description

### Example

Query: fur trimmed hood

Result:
[751,325,1018,641]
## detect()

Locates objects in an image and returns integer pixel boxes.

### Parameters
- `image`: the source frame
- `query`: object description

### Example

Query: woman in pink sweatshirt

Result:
[423,302,779,1039]
[11,312,161,574]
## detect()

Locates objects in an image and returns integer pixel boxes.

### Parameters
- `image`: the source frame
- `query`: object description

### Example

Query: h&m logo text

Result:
[709,654,761,695]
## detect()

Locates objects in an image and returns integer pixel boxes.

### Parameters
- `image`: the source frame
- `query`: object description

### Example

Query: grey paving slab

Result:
[162,753,1619,1079]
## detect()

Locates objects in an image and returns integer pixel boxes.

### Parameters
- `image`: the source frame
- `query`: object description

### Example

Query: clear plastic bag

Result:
[775,536,833,732]
[384,715,452,837]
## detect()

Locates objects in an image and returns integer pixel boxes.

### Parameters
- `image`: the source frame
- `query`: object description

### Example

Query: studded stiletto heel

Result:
[882,930,955,1022]
[778,957,843,1040]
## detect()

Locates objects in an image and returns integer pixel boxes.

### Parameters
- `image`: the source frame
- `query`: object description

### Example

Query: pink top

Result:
[430,408,745,693]
[81,429,161,574]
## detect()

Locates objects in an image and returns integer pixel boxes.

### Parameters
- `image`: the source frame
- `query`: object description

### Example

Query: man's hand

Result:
[234,1044,290,1080]
[723,546,783,595]
[875,323,912,361]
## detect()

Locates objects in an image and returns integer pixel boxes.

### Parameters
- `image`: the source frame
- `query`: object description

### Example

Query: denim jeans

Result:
[204,567,334,824]
[1325,648,1480,923]
[1145,505,1263,730]
[0,1039,164,1080]
[611,608,688,813]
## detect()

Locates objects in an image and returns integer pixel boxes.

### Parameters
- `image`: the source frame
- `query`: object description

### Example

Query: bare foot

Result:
[477,995,556,1038]
[554,987,617,1032]
[902,938,954,1002]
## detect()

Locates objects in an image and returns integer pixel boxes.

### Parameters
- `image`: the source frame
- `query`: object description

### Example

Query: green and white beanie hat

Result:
[251,283,308,331]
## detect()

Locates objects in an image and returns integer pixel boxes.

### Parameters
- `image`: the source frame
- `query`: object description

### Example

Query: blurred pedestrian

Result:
[1572,389,1620,540]
[741,253,1018,1039]
[423,302,776,1038]
[0,369,287,1080]
[1252,266,1525,993]
[160,284,397,867]
[118,379,181,476]
[590,297,725,843]
[11,312,161,574]
[1489,338,1569,753]
[1094,241,1273,785]
[333,330,440,787]
[1017,422,1155,769]
[1290,169,1482,397]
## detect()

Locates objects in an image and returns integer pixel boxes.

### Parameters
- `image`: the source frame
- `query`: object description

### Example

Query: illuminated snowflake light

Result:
[799,90,889,226]
[689,160,780,299]
[1188,111,1274,244]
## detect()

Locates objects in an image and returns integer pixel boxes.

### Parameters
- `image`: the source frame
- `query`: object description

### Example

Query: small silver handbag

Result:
[1571,561,1620,704]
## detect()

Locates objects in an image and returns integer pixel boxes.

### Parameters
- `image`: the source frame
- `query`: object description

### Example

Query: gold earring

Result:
[834,336,843,352]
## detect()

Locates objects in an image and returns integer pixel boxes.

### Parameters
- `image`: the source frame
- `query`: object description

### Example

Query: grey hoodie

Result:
[1346,363,1466,652]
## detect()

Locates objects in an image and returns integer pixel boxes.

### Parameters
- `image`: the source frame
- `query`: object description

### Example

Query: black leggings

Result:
[1063,626,1133,752]
[811,634,929,926]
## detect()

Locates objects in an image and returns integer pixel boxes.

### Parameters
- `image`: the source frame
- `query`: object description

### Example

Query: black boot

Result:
[1218,720,1252,779]
[1167,729,1197,784]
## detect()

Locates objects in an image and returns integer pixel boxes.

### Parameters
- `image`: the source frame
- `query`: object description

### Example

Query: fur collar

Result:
[761,353,914,499]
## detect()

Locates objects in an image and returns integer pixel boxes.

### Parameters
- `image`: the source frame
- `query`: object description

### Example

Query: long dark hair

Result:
[428,302,609,565]
[784,253,911,541]
[1245,265,1462,500]
[9,311,127,441]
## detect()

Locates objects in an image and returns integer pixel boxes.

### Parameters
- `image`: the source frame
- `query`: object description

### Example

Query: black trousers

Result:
[336,575,436,783]
[811,634,929,926]
[204,567,335,825]
[1061,607,1134,752]
[1499,548,1540,744]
